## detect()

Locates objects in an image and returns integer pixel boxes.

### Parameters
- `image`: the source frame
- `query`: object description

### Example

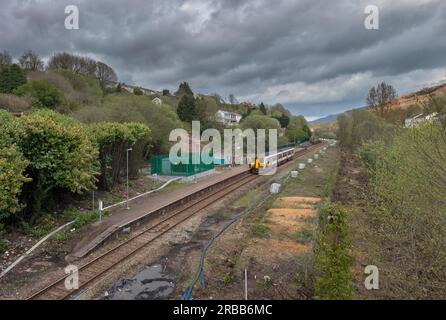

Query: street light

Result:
[126,148,133,210]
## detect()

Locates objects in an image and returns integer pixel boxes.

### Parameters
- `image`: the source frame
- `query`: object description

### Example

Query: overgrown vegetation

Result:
[250,223,272,238]
[292,229,314,244]
[314,203,353,299]
[0,239,6,253]
[335,83,446,298]
[63,207,108,229]
[357,123,446,298]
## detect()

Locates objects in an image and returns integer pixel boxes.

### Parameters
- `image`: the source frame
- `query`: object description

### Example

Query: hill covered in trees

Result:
[0,50,312,229]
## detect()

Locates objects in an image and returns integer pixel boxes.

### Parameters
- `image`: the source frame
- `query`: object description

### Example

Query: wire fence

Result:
[150,154,215,176]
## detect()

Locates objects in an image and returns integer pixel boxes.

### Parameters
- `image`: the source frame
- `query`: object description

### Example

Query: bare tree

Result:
[367,82,398,117]
[48,52,96,76]
[48,52,118,86]
[0,50,12,67]
[19,50,44,71]
[95,61,117,87]
[211,93,224,103]
[229,94,238,105]
[79,57,97,76]
[48,52,76,71]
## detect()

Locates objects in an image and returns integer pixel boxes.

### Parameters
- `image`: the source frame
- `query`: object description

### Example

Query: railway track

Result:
[27,143,322,300]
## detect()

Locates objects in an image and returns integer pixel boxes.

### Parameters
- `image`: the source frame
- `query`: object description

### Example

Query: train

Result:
[249,147,297,174]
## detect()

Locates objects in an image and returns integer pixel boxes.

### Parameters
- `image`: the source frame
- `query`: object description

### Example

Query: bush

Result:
[240,114,281,132]
[133,87,143,95]
[90,122,151,190]
[250,224,271,238]
[358,123,446,298]
[0,112,30,221]
[0,145,31,221]
[0,94,31,113]
[14,80,63,109]
[177,94,198,122]
[314,203,353,300]
[337,109,394,149]
[56,70,103,105]
[74,94,180,154]
[0,239,6,253]
[292,229,314,244]
[19,110,99,221]
[287,127,309,143]
[0,64,26,94]
[223,272,234,285]
[22,214,57,238]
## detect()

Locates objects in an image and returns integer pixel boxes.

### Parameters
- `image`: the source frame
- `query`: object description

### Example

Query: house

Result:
[405,112,439,128]
[152,97,162,105]
[215,110,242,125]
[239,102,257,111]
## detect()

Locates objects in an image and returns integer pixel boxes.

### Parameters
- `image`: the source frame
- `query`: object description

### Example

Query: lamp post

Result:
[126,148,133,210]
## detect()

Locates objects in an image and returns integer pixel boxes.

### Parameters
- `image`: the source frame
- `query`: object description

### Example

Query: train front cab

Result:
[249,157,265,174]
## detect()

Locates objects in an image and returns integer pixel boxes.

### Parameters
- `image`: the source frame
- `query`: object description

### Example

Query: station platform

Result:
[70,165,249,259]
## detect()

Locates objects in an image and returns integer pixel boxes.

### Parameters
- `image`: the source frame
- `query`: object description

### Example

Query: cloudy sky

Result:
[1,0,446,120]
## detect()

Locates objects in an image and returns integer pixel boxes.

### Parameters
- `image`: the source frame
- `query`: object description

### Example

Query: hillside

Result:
[309,113,339,125]
[310,83,446,131]
[390,83,446,110]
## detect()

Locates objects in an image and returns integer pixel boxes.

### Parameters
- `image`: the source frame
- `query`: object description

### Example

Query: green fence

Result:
[150,154,215,176]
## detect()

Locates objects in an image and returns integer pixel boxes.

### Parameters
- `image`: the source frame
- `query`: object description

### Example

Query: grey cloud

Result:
[1,0,445,119]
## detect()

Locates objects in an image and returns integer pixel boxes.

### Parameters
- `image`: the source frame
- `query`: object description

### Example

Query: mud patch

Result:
[104,264,174,300]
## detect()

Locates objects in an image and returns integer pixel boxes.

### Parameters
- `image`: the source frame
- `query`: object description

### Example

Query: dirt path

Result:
[332,149,384,299]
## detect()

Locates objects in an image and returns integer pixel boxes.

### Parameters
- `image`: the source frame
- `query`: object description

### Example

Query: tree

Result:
[74,93,179,155]
[48,52,96,76]
[48,52,72,70]
[95,61,117,88]
[0,50,12,68]
[19,50,44,71]
[302,124,312,138]
[336,113,353,147]
[367,82,398,117]
[0,145,30,221]
[78,56,97,76]
[176,82,193,96]
[287,127,309,143]
[0,112,30,221]
[211,93,224,103]
[288,115,308,129]
[0,94,31,113]
[56,69,103,105]
[240,114,281,131]
[20,110,99,221]
[177,94,198,122]
[278,114,290,128]
[259,102,267,115]
[133,87,143,95]
[162,89,170,96]
[90,122,151,190]
[270,103,291,117]
[229,94,238,105]
[14,80,63,109]
[0,64,27,94]
[48,53,118,87]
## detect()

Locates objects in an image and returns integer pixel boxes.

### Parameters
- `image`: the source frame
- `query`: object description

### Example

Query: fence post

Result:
[99,199,103,222]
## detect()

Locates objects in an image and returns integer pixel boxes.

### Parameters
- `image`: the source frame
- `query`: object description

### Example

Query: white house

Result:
[215,110,242,125]
[405,112,439,128]
[152,97,162,105]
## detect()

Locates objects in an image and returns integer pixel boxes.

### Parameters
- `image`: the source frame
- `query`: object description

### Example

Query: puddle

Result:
[104,264,175,300]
